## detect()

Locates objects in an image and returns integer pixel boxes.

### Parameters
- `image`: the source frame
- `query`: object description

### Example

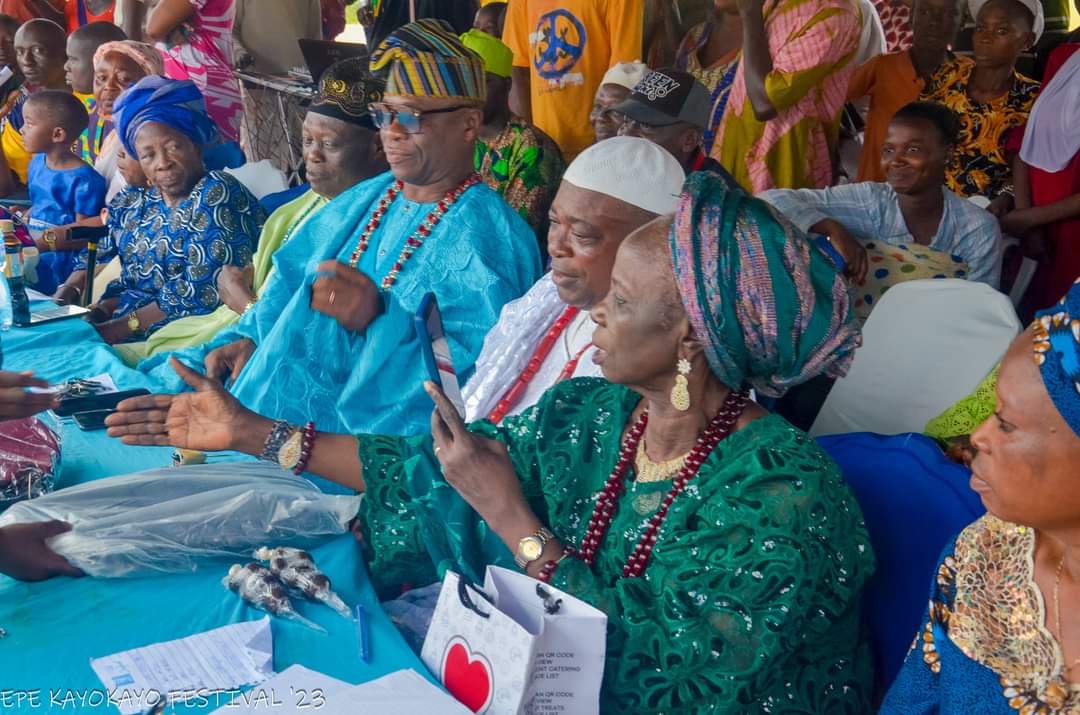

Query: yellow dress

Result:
[920,58,1039,199]
[712,0,862,192]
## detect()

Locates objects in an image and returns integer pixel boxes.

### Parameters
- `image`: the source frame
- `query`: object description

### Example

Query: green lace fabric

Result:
[924,365,1000,443]
[357,379,875,713]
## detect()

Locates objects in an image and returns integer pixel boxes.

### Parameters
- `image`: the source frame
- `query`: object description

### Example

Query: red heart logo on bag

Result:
[441,637,494,713]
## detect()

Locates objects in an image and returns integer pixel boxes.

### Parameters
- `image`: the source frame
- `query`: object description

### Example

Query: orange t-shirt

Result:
[847,51,923,183]
[503,0,643,161]
[66,0,115,33]
[0,0,63,24]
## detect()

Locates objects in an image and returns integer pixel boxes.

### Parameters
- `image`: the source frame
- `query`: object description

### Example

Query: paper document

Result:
[213,666,471,715]
[90,617,274,715]
[25,288,52,302]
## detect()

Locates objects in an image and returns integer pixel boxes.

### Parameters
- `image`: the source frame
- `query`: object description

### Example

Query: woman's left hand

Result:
[986,193,1014,219]
[427,381,530,533]
[310,260,383,334]
[93,318,130,345]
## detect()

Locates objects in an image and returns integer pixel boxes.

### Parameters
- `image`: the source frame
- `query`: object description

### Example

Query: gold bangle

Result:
[241,299,257,315]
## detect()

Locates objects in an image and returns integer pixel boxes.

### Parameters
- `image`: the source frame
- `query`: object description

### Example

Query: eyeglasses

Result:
[368,103,470,134]
[589,106,622,123]
[615,113,679,134]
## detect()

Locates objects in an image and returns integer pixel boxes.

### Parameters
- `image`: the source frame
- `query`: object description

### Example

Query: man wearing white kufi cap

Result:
[591,61,650,143]
[463,136,685,422]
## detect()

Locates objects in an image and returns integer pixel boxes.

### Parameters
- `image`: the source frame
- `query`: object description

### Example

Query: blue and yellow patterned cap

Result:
[1033,279,1080,437]
[369,18,486,103]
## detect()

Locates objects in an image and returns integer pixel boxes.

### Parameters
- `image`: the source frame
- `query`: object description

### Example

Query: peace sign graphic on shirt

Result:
[533,9,587,81]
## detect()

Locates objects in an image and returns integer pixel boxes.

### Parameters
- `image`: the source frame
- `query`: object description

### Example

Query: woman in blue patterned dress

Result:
[880,279,1080,714]
[73,76,264,345]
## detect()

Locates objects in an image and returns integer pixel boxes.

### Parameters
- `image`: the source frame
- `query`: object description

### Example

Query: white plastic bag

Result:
[0,462,361,577]
[422,567,607,715]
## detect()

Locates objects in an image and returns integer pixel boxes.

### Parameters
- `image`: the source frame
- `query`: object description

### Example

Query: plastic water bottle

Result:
[0,231,11,331]
[0,265,12,331]
[2,220,30,327]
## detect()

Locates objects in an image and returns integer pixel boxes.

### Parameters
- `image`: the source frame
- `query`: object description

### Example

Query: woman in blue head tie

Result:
[63,76,265,348]
[882,279,1080,713]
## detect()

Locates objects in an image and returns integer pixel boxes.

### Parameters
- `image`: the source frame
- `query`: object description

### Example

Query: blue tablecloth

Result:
[0,310,431,713]
[0,307,174,482]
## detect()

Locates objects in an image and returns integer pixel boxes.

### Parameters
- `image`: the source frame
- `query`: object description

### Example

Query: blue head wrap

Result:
[1034,278,1080,437]
[113,76,219,157]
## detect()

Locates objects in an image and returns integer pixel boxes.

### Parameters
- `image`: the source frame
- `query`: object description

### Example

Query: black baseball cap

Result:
[612,67,710,130]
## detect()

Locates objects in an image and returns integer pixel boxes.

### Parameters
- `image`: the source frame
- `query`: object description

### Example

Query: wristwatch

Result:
[126,311,142,334]
[515,527,554,569]
[43,229,57,251]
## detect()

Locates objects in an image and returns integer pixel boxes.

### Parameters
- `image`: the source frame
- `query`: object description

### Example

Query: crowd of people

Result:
[0,0,1076,712]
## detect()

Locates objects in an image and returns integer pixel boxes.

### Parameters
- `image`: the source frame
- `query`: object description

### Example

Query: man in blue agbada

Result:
[137,18,540,444]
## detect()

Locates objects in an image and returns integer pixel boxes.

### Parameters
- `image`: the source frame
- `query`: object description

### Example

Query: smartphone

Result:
[68,225,109,241]
[54,388,150,417]
[812,234,847,273]
[72,409,114,431]
[414,293,465,418]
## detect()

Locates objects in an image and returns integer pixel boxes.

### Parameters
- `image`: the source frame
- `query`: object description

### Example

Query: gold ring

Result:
[329,290,336,306]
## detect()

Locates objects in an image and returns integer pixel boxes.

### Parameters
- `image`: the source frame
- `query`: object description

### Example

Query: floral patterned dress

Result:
[474,117,565,240]
[920,58,1040,200]
[76,171,264,337]
[356,378,876,713]
[881,514,1080,714]
[160,0,243,141]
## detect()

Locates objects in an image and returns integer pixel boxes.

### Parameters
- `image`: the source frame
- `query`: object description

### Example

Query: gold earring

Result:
[670,358,691,412]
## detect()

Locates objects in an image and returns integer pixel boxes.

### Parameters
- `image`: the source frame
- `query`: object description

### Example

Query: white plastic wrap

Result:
[0,462,362,577]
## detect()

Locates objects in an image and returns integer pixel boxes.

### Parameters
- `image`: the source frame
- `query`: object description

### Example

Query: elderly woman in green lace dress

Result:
[107,174,875,712]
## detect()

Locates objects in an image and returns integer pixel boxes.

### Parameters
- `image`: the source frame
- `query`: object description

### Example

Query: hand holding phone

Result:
[414,293,465,418]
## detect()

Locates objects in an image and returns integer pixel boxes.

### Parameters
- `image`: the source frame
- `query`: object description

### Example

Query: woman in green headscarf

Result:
[108,174,874,712]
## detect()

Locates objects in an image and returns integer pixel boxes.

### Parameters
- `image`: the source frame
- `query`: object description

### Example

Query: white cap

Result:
[601,60,650,91]
[968,0,1045,42]
[563,136,685,216]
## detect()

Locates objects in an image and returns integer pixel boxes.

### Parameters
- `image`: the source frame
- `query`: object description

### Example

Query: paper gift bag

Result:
[421,565,607,715]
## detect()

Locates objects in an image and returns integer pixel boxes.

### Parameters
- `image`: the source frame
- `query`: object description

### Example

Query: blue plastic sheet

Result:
[0,306,431,713]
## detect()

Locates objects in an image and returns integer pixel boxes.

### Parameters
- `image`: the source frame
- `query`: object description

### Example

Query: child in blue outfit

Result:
[22,90,107,294]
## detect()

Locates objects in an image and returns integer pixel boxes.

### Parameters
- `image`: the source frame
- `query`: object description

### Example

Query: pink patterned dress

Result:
[161,0,242,141]
[711,0,862,191]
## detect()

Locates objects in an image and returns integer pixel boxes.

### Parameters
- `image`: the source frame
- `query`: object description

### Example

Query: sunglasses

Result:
[368,103,470,134]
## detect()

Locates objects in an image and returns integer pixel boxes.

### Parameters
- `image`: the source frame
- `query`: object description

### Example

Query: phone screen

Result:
[420,295,465,418]
[72,409,113,431]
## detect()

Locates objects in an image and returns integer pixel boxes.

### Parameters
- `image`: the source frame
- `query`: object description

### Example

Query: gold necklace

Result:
[1053,548,1080,677]
[633,439,689,484]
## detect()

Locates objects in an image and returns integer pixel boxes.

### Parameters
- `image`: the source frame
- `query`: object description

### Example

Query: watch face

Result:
[521,538,543,561]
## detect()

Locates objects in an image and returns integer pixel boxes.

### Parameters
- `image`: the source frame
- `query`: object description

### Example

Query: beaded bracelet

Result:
[537,546,575,584]
[258,420,294,463]
[293,421,317,475]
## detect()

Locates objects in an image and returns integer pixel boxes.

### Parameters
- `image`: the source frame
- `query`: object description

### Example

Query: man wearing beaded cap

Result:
[128,19,541,464]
